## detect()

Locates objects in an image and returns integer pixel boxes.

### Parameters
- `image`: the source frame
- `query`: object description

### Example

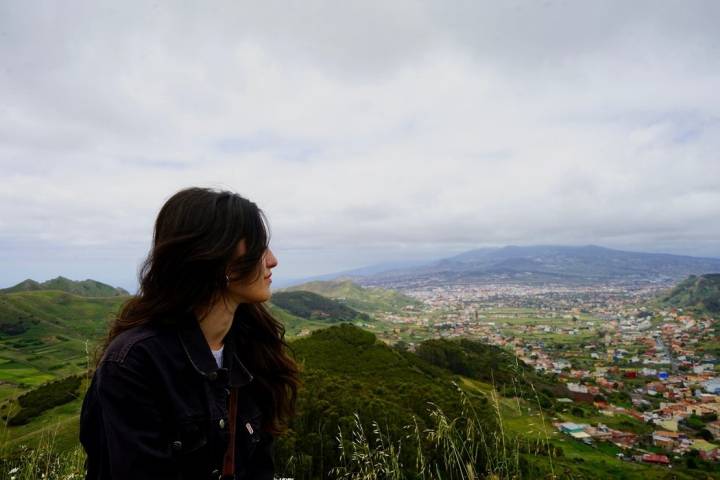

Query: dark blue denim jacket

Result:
[79,312,274,480]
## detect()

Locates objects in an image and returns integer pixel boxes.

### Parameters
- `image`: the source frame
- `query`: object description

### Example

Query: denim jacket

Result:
[79,311,274,480]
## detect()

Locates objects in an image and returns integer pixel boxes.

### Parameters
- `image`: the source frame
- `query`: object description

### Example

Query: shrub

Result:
[8,375,82,426]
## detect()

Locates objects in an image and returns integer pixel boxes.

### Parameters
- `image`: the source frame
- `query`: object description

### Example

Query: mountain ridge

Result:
[1,276,129,297]
[355,245,720,287]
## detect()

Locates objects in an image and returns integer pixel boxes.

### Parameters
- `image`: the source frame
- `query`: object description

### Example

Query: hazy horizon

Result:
[3,243,720,294]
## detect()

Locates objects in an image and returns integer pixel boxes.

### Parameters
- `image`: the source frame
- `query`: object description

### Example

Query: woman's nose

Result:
[265,248,278,269]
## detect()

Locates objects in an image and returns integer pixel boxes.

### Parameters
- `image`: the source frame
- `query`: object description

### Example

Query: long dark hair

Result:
[98,187,300,434]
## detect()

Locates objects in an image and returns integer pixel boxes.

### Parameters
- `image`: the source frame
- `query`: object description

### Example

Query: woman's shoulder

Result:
[101,322,175,365]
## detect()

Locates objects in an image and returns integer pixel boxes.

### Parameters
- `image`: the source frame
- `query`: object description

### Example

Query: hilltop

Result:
[283,279,422,313]
[662,273,720,314]
[0,277,129,297]
[269,290,371,323]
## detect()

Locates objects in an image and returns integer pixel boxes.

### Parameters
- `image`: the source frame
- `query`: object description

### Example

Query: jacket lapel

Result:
[176,310,254,387]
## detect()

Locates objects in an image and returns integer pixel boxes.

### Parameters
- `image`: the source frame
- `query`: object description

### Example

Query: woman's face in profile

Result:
[227,239,278,304]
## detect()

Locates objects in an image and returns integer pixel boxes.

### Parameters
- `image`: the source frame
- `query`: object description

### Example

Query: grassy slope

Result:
[284,279,422,313]
[0,291,125,400]
[270,290,371,323]
[662,274,720,314]
[0,291,330,394]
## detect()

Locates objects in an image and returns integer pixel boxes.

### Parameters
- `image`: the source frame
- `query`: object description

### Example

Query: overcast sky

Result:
[1,1,719,291]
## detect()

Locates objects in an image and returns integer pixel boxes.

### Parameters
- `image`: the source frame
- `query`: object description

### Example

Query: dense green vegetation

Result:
[415,338,563,401]
[271,291,371,323]
[276,324,489,478]
[285,279,422,313]
[663,274,720,314]
[6,375,82,426]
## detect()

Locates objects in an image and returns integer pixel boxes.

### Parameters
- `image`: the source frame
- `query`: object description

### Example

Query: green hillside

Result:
[0,290,125,400]
[0,290,336,400]
[284,279,422,314]
[266,303,337,337]
[1,276,129,297]
[662,274,720,314]
[270,291,371,323]
[415,338,562,399]
[276,323,496,478]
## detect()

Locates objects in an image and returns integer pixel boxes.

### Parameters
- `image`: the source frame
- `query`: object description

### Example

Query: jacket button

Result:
[219,418,226,429]
[171,440,183,451]
[208,371,218,381]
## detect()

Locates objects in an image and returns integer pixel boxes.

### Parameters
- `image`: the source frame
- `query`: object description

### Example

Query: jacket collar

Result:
[176,310,254,388]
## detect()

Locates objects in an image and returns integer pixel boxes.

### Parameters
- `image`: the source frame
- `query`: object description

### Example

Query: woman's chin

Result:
[254,289,272,304]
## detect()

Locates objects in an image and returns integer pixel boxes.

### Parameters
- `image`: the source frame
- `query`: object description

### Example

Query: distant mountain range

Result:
[0,276,129,297]
[348,245,720,288]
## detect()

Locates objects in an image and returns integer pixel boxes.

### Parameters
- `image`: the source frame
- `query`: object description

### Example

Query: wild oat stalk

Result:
[526,381,555,479]
[332,412,405,480]
[2,424,85,480]
[331,383,526,480]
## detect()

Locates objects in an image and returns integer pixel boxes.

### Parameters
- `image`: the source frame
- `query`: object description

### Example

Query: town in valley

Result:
[342,278,720,467]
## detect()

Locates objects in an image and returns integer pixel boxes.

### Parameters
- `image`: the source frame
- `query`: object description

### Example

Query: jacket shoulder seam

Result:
[101,329,162,364]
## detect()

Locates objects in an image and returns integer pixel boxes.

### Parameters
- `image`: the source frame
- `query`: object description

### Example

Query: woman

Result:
[80,187,300,480]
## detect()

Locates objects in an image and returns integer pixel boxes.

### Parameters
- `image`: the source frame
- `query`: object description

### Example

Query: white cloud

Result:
[1,1,719,289]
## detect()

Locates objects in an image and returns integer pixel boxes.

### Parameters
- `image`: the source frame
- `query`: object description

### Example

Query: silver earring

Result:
[225,274,230,285]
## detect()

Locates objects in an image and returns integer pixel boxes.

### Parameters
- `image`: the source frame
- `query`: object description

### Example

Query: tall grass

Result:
[0,377,558,480]
[0,341,89,480]
[331,382,556,480]
[0,427,85,480]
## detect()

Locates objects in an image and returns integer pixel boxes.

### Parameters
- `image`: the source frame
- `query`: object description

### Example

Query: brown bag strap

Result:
[222,387,239,478]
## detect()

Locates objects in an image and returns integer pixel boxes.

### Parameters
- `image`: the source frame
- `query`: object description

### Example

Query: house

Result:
[558,422,587,434]
[584,425,612,441]
[610,430,637,446]
[699,447,720,462]
[567,383,588,393]
[704,378,720,394]
[652,431,678,450]
[641,453,670,465]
